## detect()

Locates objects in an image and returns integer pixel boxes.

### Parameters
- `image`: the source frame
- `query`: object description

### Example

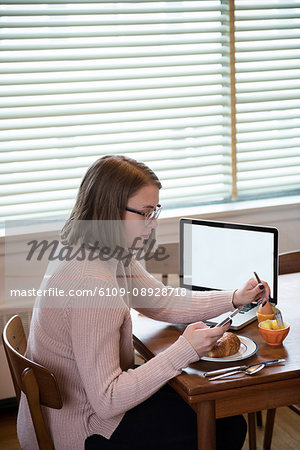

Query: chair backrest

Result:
[145,242,179,285]
[2,315,63,450]
[279,250,300,275]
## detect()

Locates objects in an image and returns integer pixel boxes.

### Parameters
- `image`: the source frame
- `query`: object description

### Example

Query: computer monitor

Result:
[180,218,278,304]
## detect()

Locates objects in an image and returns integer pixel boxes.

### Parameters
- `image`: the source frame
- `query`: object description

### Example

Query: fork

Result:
[267,294,284,327]
[254,273,284,328]
[272,304,284,328]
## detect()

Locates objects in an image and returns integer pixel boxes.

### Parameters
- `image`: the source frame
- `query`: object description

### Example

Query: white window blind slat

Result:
[0,17,229,29]
[2,168,86,184]
[237,50,300,63]
[238,156,300,172]
[161,183,232,199]
[237,99,300,113]
[0,94,230,121]
[0,55,230,74]
[237,80,300,93]
[2,126,231,154]
[1,35,229,52]
[237,89,300,103]
[1,146,230,172]
[0,44,230,64]
[0,3,228,14]
[237,108,300,123]
[238,137,300,153]
[237,118,300,133]
[238,147,300,160]
[238,175,300,191]
[236,1,300,10]
[1,116,230,142]
[236,60,300,72]
[161,183,232,202]
[237,12,300,21]
[238,32,300,43]
[1,136,231,163]
[237,69,300,83]
[235,21,300,32]
[1,85,230,108]
[0,23,229,39]
[1,200,75,218]
[0,3,229,14]
[0,65,230,84]
[237,128,300,144]
[1,74,230,96]
[236,40,300,53]
[0,105,229,131]
[2,186,79,203]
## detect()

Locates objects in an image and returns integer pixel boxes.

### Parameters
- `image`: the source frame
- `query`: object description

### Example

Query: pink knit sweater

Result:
[17,254,235,450]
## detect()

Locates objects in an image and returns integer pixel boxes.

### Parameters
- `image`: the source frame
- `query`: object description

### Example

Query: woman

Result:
[17,155,269,450]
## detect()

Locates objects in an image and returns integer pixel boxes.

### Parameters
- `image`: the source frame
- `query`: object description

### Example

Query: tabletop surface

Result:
[132,272,300,397]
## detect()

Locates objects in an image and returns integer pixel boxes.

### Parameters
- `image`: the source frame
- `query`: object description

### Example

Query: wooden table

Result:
[132,273,300,450]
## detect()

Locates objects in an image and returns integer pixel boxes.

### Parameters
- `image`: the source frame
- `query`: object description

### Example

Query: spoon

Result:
[209,363,265,381]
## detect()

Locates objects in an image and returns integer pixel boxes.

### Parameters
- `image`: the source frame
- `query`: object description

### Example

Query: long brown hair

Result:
[61,155,161,246]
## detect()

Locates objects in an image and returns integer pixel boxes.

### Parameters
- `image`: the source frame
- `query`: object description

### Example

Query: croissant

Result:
[207,332,240,358]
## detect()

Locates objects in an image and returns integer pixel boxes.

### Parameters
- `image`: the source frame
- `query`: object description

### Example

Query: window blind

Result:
[0,0,231,221]
[235,0,300,197]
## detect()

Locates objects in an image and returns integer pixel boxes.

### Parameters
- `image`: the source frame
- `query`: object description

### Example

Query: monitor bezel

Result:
[179,218,278,304]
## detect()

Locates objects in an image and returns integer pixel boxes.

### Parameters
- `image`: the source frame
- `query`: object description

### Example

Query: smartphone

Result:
[214,308,239,328]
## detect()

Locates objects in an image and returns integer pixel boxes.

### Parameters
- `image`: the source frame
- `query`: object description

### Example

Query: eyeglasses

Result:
[125,204,162,224]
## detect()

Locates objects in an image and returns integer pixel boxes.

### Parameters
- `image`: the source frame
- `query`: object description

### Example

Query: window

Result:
[235,0,300,198]
[1,0,300,222]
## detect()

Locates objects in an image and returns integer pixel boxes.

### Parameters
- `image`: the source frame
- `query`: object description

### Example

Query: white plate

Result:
[201,336,257,362]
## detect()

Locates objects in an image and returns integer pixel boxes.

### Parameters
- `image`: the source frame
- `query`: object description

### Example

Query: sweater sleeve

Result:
[130,258,235,323]
[69,279,199,421]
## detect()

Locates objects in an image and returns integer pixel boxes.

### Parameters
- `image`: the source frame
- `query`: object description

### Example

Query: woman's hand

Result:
[183,321,230,357]
[233,278,271,308]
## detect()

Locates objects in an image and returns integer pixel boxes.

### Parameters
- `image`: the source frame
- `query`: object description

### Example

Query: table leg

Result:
[196,400,216,450]
[247,412,257,450]
[263,408,276,450]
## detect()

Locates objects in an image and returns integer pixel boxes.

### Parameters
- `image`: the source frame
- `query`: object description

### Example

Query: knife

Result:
[203,359,285,378]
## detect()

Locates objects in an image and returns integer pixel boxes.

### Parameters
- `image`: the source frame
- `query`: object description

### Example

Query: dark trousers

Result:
[85,383,247,450]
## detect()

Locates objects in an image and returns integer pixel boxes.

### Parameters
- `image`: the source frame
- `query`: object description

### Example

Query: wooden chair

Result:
[279,249,300,421]
[261,250,300,450]
[2,315,63,450]
[279,249,300,275]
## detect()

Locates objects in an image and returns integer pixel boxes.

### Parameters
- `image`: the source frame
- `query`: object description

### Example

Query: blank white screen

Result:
[183,223,274,293]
